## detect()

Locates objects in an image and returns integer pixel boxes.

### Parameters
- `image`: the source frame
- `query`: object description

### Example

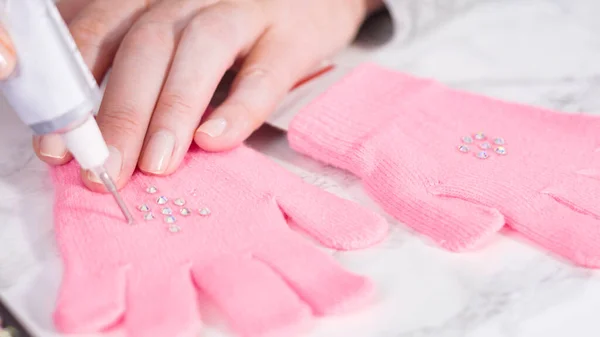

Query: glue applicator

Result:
[0,0,134,224]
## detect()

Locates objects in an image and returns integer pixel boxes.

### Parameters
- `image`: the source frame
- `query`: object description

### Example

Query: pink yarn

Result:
[288,63,600,267]
[50,145,388,337]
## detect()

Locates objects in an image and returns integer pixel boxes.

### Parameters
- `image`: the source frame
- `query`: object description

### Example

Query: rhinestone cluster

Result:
[457,132,507,159]
[137,185,211,233]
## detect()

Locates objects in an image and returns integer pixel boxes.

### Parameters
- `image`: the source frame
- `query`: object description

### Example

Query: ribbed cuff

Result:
[288,63,429,173]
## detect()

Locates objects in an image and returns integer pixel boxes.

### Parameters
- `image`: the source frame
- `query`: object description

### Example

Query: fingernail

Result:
[88,146,122,183]
[39,134,67,159]
[140,130,175,174]
[196,118,227,137]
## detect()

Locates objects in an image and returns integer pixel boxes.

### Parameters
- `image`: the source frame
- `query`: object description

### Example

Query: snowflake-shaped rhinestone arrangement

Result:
[457,132,507,159]
[137,186,211,233]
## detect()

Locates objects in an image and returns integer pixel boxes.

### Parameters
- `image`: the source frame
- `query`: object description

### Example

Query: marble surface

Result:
[2,0,600,336]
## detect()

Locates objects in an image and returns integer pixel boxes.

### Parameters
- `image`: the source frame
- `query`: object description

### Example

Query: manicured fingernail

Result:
[140,130,175,174]
[39,134,67,159]
[88,146,122,183]
[196,118,227,137]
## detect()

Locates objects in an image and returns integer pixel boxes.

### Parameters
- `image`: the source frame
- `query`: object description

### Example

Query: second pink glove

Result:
[288,63,600,267]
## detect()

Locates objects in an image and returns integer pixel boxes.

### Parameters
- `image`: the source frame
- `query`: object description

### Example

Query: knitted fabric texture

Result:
[288,63,600,268]
[50,145,388,337]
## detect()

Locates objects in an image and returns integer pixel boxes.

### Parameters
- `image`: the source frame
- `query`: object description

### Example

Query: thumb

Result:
[0,24,16,80]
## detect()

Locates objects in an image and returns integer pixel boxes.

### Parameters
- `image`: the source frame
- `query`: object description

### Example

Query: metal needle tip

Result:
[95,168,134,224]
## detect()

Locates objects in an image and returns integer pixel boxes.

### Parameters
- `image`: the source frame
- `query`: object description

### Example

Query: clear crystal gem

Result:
[173,198,186,206]
[479,142,492,150]
[474,132,486,140]
[146,186,158,194]
[157,196,168,205]
[180,208,191,216]
[495,146,507,155]
[476,151,489,159]
[494,137,505,145]
[164,215,176,224]
[458,145,470,153]
[161,207,172,215]
[138,204,150,212]
[199,207,211,216]
[143,213,155,221]
[462,136,473,144]
[168,225,181,233]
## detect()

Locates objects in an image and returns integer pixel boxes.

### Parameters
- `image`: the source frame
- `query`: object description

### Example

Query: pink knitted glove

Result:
[50,145,387,337]
[288,63,600,267]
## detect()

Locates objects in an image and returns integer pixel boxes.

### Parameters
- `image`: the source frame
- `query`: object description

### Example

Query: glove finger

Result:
[509,195,600,268]
[53,268,127,333]
[253,234,374,316]
[391,189,505,251]
[542,174,600,218]
[192,255,312,337]
[126,266,200,337]
[276,182,388,250]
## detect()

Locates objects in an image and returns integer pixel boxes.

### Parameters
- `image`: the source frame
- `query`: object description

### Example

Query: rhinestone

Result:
[476,151,489,159]
[199,207,211,216]
[457,145,470,153]
[494,137,505,145]
[164,215,176,224]
[495,146,507,155]
[180,208,191,216]
[161,207,173,215]
[479,142,492,150]
[156,196,168,205]
[474,132,486,140]
[462,136,473,144]
[138,204,150,212]
[143,213,155,221]
[173,198,186,206]
[168,225,181,233]
[146,186,158,194]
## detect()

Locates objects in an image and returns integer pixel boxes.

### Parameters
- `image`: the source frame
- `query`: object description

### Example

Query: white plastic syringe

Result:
[0,0,134,224]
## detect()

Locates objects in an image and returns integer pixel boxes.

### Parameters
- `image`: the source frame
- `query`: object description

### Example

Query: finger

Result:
[82,0,219,190]
[67,0,153,81]
[371,171,506,252]
[139,1,266,174]
[405,194,505,251]
[510,195,600,268]
[276,179,388,250]
[194,32,320,151]
[32,134,73,166]
[126,267,200,337]
[255,234,375,315]
[192,256,312,337]
[53,268,127,333]
[413,181,507,251]
[81,7,180,190]
[0,24,16,79]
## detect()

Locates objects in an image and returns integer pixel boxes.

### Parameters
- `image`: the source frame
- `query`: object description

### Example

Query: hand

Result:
[30,0,384,191]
